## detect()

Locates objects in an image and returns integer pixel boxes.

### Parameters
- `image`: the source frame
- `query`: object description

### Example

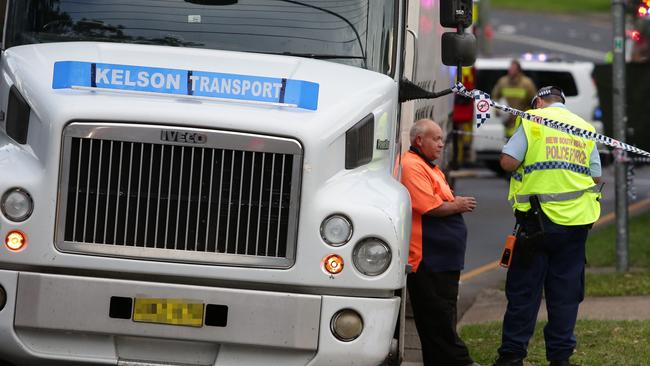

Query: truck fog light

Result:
[1,188,33,222]
[6,231,27,252]
[331,309,363,342]
[323,254,344,275]
[352,238,391,276]
[320,214,352,246]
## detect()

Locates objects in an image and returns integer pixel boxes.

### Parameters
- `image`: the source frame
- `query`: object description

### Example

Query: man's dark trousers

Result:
[498,218,589,362]
[408,269,474,366]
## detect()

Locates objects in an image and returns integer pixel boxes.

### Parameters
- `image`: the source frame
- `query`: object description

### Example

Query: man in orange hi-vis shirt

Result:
[401,119,480,366]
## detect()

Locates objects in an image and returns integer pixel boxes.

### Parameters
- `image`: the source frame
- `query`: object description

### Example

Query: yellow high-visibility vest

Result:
[508,107,601,225]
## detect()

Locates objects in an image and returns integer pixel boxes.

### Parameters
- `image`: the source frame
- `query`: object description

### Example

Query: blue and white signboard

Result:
[52,61,319,110]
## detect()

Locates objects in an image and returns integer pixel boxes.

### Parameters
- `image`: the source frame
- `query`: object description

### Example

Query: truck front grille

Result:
[56,123,302,268]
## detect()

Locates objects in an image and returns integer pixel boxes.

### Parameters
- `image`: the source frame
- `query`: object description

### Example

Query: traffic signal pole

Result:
[612,0,629,272]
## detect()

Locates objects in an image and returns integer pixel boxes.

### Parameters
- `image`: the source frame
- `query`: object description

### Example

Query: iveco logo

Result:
[160,130,207,144]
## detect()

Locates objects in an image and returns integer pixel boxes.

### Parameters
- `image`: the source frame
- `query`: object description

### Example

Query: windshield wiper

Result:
[278,52,365,60]
[277,0,367,68]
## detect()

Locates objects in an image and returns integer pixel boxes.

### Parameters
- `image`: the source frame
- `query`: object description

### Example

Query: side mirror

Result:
[439,0,476,71]
[441,32,477,67]
[440,0,473,28]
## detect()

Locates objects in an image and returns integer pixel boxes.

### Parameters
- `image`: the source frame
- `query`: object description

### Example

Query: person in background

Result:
[491,59,537,138]
[493,86,602,366]
[400,119,480,366]
[452,66,476,169]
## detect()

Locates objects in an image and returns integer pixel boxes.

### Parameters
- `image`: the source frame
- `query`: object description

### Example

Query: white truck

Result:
[0,1,472,365]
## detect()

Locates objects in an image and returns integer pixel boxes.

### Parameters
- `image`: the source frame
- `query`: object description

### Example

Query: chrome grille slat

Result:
[153,145,165,247]
[184,147,195,251]
[143,144,154,247]
[92,141,103,243]
[255,154,266,256]
[265,154,276,256]
[103,141,114,243]
[174,147,185,250]
[113,142,124,245]
[123,143,134,246]
[194,148,205,251]
[58,123,301,268]
[72,139,83,242]
[224,150,235,254]
[204,150,215,253]
[215,150,225,254]
[245,152,255,255]
[82,140,93,242]
[235,150,245,254]
[164,146,174,248]
[134,142,145,246]
[276,155,286,256]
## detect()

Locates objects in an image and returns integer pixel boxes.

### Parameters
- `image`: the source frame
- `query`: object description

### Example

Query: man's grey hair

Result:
[409,119,438,145]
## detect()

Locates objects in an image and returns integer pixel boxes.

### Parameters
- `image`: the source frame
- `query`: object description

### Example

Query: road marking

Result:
[497,24,517,35]
[461,196,650,282]
[593,196,650,228]
[493,32,607,61]
[460,260,500,282]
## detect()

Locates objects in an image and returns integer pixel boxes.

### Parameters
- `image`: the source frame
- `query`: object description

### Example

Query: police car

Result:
[472,56,604,171]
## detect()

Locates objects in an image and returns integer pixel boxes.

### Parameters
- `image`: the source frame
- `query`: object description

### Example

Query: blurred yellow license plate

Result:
[133,298,204,327]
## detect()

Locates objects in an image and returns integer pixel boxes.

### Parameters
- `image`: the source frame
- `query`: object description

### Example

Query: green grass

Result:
[460,320,650,366]
[586,211,650,268]
[491,0,611,13]
[585,271,650,296]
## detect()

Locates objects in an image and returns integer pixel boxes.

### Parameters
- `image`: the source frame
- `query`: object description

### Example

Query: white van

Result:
[472,57,604,170]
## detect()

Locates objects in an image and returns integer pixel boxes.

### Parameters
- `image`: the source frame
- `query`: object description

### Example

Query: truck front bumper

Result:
[0,270,399,366]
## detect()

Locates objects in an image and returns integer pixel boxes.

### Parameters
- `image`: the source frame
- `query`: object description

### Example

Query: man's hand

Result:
[454,196,477,213]
[426,196,477,217]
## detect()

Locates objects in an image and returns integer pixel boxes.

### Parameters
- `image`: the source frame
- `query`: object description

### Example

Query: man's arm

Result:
[589,147,602,184]
[425,196,477,217]
[500,125,527,172]
[500,153,522,172]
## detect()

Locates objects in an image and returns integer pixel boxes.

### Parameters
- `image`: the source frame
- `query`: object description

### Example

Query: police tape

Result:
[451,82,650,159]
[449,129,642,198]
[601,149,650,164]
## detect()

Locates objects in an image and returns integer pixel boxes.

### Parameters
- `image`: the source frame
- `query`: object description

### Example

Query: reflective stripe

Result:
[511,172,523,182]
[501,87,528,99]
[516,186,600,204]
[523,161,591,176]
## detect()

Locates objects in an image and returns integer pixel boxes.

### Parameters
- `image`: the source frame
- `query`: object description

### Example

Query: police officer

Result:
[493,86,602,366]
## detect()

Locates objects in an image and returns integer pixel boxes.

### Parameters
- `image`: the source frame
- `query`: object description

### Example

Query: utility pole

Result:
[612,0,628,272]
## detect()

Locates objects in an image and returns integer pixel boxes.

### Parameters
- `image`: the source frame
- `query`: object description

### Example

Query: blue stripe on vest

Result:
[523,161,591,176]
[51,61,319,110]
[511,172,523,181]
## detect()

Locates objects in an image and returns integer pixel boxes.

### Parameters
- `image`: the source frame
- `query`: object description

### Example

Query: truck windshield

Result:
[5,0,396,75]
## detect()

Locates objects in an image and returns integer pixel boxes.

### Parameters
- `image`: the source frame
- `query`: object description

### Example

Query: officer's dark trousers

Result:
[498,218,589,362]
[408,269,473,366]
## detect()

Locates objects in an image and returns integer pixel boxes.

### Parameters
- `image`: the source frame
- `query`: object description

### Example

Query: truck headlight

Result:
[352,238,391,276]
[320,214,352,246]
[1,188,33,222]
